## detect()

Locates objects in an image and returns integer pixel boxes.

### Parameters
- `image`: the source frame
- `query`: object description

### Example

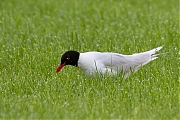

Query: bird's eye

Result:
[66,57,70,60]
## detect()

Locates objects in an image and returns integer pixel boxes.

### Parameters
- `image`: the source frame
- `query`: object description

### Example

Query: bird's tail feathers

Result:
[124,46,166,79]
[148,46,163,55]
[151,52,169,58]
[138,46,167,69]
[145,46,168,60]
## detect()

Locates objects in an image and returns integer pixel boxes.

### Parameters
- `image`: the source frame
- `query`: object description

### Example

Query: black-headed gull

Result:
[56,46,163,79]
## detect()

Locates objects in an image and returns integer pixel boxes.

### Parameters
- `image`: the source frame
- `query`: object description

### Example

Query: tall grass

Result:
[0,0,179,119]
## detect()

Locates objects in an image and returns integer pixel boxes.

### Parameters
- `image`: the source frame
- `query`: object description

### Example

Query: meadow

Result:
[0,0,179,119]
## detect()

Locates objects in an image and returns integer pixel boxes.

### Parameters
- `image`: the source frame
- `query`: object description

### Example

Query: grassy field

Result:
[0,0,179,119]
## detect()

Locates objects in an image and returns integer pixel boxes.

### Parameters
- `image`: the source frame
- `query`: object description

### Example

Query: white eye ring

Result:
[66,57,70,60]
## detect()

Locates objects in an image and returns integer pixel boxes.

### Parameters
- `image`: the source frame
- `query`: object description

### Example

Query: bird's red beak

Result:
[56,63,66,73]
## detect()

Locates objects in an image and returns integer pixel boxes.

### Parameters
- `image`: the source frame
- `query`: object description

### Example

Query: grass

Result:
[0,0,179,119]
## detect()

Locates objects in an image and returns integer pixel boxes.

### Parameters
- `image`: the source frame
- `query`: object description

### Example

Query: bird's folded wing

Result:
[98,53,134,69]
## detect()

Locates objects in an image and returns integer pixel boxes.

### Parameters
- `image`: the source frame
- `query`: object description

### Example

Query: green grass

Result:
[0,0,179,119]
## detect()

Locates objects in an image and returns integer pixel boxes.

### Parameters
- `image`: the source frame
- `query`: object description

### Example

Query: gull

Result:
[56,46,164,79]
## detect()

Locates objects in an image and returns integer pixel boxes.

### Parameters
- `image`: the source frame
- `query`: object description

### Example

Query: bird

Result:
[56,46,164,79]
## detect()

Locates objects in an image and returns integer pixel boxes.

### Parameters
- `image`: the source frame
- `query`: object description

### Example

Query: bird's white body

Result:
[78,46,163,78]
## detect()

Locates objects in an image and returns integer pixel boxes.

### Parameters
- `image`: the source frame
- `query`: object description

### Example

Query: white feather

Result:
[78,46,164,79]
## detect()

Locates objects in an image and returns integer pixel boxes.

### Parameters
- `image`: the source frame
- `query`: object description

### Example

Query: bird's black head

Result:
[61,50,80,66]
[56,50,80,73]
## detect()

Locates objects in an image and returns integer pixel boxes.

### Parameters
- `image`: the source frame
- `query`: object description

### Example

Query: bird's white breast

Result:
[78,52,127,77]
[78,52,101,76]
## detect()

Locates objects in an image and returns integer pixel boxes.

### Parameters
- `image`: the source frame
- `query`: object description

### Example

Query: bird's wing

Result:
[97,53,134,72]
[100,46,163,70]
[90,46,163,78]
